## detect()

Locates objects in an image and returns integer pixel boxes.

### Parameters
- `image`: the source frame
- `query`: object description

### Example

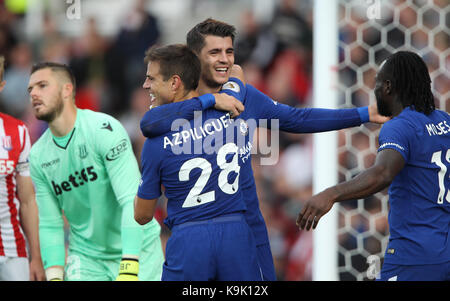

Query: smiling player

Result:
[138,18,389,281]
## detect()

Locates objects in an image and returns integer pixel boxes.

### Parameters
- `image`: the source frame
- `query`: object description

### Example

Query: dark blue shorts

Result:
[162,213,262,281]
[378,261,450,281]
[256,242,276,281]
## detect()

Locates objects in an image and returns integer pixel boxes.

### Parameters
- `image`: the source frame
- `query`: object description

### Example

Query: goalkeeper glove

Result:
[116,257,139,281]
[46,266,64,281]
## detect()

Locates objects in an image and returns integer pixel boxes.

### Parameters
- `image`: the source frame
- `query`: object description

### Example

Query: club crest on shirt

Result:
[239,120,249,136]
[77,144,88,159]
[2,136,12,151]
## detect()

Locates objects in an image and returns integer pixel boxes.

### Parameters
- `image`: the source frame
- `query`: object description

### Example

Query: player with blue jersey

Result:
[134,44,262,281]
[138,19,388,280]
[297,51,450,281]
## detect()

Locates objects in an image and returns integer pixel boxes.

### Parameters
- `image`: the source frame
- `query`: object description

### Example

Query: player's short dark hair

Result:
[30,61,77,94]
[144,44,201,91]
[186,18,236,54]
[381,51,435,115]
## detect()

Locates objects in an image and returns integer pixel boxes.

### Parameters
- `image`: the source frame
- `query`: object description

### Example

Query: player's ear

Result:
[62,82,74,100]
[0,80,5,93]
[170,75,182,92]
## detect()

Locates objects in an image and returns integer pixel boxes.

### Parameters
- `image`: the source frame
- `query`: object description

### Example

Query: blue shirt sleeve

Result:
[140,78,246,138]
[141,80,365,137]
[378,118,411,161]
[220,77,246,102]
[137,139,163,200]
[244,84,366,133]
[140,96,206,138]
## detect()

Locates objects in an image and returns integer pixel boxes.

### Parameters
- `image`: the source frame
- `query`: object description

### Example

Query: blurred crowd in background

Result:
[0,0,448,280]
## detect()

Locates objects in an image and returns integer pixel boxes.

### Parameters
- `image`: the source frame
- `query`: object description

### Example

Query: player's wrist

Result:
[357,107,370,123]
[198,93,216,109]
[116,256,139,281]
[45,266,64,281]
[326,186,341,204]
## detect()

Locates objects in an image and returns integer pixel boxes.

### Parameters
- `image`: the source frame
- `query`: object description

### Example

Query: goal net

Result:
[326,0,449,281]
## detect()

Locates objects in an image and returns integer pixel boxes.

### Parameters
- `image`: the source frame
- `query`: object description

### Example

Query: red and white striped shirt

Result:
[0,113,30,258]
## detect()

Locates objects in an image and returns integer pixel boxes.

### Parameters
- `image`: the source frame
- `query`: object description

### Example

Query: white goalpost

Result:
[312,0,339,281]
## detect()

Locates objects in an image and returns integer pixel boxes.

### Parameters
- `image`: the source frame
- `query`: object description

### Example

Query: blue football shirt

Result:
[137,79,250,229]
[140,79,368,244]
[378,107,450,265]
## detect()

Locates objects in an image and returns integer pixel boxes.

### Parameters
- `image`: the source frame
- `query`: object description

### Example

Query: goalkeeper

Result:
[27,62,164,281]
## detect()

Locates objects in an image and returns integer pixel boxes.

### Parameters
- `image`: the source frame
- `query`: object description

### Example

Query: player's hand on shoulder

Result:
[214,93,244,118]
[368,102,391,124]
[230,64,246,85]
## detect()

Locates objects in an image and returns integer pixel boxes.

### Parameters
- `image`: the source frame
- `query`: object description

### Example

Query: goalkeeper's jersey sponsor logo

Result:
[106,139,128,161]
[51,166,98,196]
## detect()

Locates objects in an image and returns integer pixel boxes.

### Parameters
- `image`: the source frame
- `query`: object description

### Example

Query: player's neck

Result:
[197,80,221,95]
[391,99,405,117]
[174,90,199,103]
[48,101,78,137]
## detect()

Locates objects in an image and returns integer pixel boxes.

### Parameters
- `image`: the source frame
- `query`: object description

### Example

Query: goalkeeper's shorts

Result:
[65,233,164,281]
[161,212,262,281]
